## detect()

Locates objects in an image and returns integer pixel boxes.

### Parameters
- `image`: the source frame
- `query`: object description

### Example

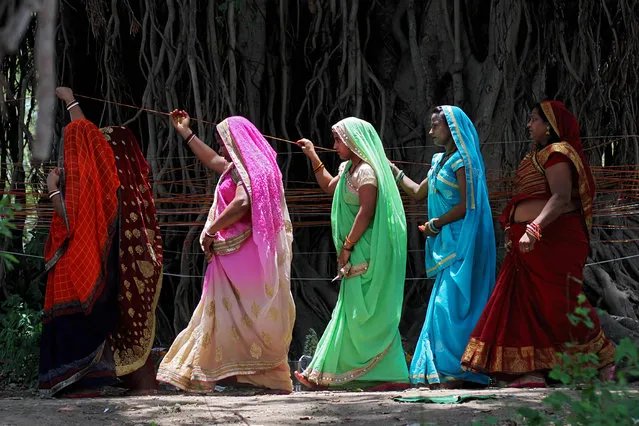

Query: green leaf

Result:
[567,313,581,326]
[2,253,18,264]
[544,391,572,409]
[614,338,639,363]
[517,407,544,424]
[575,306,591,317]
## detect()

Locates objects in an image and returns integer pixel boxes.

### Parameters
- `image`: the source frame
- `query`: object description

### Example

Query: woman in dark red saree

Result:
[461,100,615,387]
[39,87,162,396]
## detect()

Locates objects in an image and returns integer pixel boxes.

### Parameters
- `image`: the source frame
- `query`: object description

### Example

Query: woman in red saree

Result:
[461,100,615,387]
[39,88,163,396]
[40,118,120,396]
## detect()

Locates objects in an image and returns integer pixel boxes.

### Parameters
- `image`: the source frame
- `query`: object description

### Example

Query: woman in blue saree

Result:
[390,106,495,388]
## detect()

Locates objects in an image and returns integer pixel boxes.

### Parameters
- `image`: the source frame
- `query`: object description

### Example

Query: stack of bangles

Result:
[426,218,441,234]
[313,162,325,173]
[525,222,542,241]
[342,235,356,251]
[48,189,61,200]
[395,169,405,184]
[66,100,79,111]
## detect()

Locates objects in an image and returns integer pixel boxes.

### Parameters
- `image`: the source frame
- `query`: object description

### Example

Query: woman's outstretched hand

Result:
[170,109,192,138]
[387,159,400,176]
[296,138,316,158]
[55,87,75,104]
[47,168,60,192]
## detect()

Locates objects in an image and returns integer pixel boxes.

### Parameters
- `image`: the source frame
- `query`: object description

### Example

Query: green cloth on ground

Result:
[394,394,499,404]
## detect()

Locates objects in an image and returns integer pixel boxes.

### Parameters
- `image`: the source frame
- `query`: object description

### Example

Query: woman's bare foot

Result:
[294,371,327,390]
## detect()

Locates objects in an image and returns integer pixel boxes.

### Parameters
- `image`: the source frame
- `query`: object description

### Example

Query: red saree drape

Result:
[461,101,615,375]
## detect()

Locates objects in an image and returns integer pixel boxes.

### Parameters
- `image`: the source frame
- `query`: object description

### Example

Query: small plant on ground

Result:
[518,293,639,425]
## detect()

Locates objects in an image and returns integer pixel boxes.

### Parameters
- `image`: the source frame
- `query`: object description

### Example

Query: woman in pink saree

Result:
[156,111,295,393]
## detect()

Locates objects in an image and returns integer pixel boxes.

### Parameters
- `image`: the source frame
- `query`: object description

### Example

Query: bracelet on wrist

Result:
[204,230,215,238]
[525,222,542,241]
[428,218,441,233]
[395,170,405,184]
[48,190,61,200]
[313,162,325,173]
[184,133,196,145]
[66,100,79,111]
[426,221,440,235]
[342,243,354,251]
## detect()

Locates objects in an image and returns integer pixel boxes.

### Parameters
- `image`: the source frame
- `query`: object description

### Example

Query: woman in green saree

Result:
[294,117,409,390]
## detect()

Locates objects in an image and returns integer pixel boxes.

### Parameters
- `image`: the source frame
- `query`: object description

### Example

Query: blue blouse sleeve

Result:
[449,152,464,172]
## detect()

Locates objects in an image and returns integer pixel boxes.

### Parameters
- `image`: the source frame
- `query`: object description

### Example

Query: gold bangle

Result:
[345,235,357,245]
[313,162,325,173]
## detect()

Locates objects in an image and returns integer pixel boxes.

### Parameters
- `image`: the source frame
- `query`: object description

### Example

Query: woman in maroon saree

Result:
[461,100,615,387]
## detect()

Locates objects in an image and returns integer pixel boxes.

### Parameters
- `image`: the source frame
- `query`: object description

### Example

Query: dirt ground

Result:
[0,387,568,426]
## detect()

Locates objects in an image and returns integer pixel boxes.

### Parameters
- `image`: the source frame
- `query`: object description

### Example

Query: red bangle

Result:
[526,222,542,240]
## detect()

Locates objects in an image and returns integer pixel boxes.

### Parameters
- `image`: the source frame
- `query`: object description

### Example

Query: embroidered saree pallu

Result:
[157,117,295,393]
[100,126,163,379]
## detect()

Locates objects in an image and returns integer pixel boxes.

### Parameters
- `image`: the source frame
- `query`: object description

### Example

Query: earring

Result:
[545,127,550,136]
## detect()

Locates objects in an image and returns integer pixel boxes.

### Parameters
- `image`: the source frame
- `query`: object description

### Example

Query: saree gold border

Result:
[115,270,163,376]
[444,106,476,209]
[540,102,560,137]
[213,228,252,255]
[409,372,457,383]
[46,341,107,396]
[157,358,289,393]
[530,151,547,176]
[304,338,395,386]
[462,329,614,374]
[409,372,441,380]
[426,253,456,275]
[437,174,459,189]
[206,166,227,224]
[344,261,369,279]
[536,142,593,233]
